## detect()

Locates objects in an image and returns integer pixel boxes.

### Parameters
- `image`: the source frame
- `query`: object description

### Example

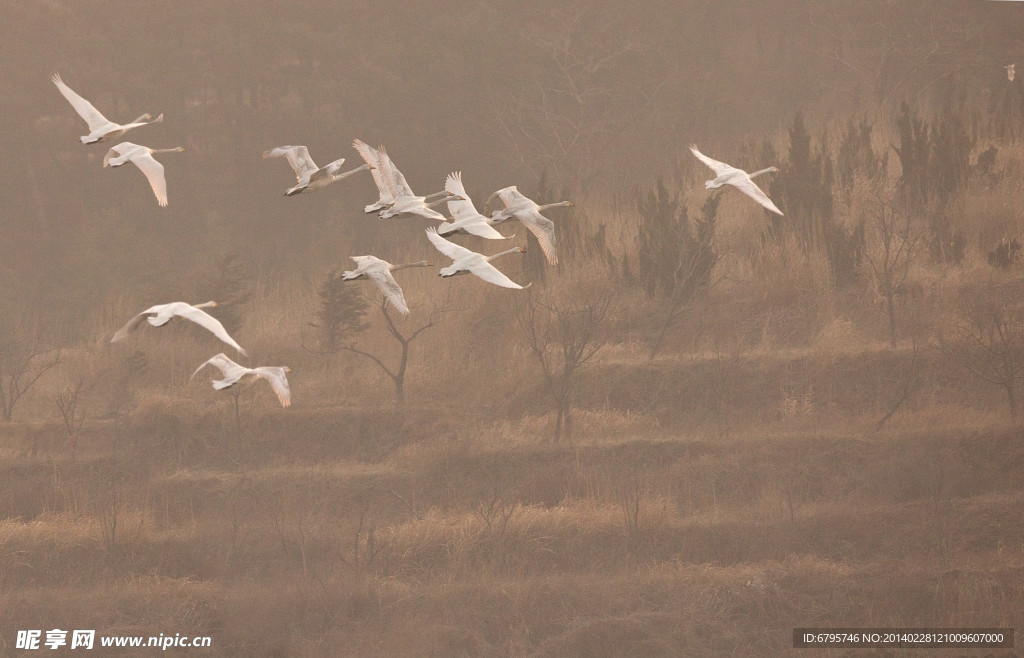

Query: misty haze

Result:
[2,1,1024,655]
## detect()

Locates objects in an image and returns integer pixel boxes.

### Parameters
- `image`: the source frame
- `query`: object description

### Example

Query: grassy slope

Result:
[1,340,1022,656]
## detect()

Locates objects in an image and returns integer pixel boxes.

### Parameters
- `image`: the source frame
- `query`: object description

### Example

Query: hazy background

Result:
[2,2,1024,655]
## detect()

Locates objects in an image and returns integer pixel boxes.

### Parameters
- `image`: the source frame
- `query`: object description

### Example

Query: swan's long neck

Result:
[537,201,573,212]
[391,261,431,271]
[194,301,217,309]
[337,164,371,180]
[425,195,450,209]
[424,190,450,201]
[748,167,776,179]
[486,247,524,262]
[152,147,185,155]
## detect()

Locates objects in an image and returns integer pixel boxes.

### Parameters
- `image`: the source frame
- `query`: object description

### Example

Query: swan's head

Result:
[174,147,185,152]
[519,247,526,253]
[196,301,218,309]
[767,166,779,173]
[283,366,291,373]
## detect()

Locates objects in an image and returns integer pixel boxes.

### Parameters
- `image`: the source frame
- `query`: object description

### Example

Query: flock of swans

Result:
[52,73,785,409]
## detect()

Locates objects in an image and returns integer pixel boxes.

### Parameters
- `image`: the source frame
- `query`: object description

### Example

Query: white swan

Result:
[485,186,570,265]
[191,353,291,407]
[354,143,454,220]
[341,256,432,315]
[436,172,509,240]
[263,145,371,196]
[352,140,396,213]
[51,74,163,145]
[425,227,529,289]
[689,145,783,215]
[111,301,247,356]
[103,142,184,207]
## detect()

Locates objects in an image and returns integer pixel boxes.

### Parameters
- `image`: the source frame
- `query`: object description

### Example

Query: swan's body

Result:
[485,186,570,265]
[341,256,432,315]
[1007,64,1016,82]
[352,142,453,220]
[425,227,529,289]
[51,74,164,145]
[689,145,783,216]
[103,142,183,207]
[436,172,508,240]
[191,353,291,407]
[112,301,247,356]
[352,140,396,212]
[263,145,371,196]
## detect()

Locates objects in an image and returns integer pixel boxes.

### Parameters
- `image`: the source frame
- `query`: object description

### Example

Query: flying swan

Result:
[689,145,783,216]
[341,255,432,315]
[436,172,509,240]
[263,145,371,196]
[51,74,163,144]
[352,140,396,213]
[111,301,247,356]
[485,186,571,265]
[425,227,530,289]
[191,353,291,407]
[103,142,184,207]
[352,143,455,220]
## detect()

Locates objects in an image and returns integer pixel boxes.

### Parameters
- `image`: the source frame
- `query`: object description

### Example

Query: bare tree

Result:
[944,289,1024,419]
[515,284,610,441]
[53,376,88,460]
[0,313,61,423]
[343,299,437,404]
[862,185,918,348]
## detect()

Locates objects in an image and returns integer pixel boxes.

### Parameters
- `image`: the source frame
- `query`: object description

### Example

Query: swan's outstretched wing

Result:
[425,226,474,261]
[468,260,526,289]
[352,140,394,204]
[253,367,291,407]
[263,146,318,184]
[111,310,152,343]
[190,353,241,380]
[518,210,559,265]
[731,177,784,215]
[175,306,248,356]
[366,269,410,315]
[445,172,476,220]
[125,150,169,207]
[51,74,110,132]
[380,147,414,198]
[689,146,734,177]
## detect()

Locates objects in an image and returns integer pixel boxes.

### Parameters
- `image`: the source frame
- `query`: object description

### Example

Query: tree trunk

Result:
[886,291,897,348]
